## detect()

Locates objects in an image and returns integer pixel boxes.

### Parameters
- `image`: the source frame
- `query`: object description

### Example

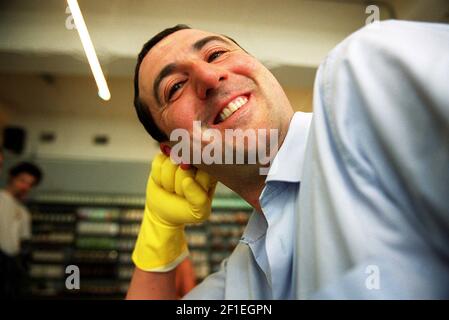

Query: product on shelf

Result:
[190,251,208,263]
[73,281,123,296]
[118,266,134,279]
[119,224,140,236]
[185,232,207,247]
[194,263,210,280]
[77,207,120,220]
[76,237,118,250]
[32,212,76,223]
[118,239,136,251]
[32,250,65,262]
[30,264,64,279]
[121,209,143,222]
[77,221,120,235]
[209,211,251,224]
[73,250,118,262]
[119,252,133,264]
[32,232,74,244]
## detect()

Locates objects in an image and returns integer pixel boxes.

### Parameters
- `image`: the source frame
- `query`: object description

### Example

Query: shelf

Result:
[27,192,249,299]
[32,220,76,225]
[30,241,74,247]
[31,192,253,210]
[30,193,145,207]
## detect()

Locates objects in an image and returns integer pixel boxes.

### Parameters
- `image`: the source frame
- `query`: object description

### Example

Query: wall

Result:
[285,87,313,113]
[7,113,159,162]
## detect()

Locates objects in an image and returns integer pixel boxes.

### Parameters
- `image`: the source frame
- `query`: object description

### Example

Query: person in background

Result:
[0,161,43,298]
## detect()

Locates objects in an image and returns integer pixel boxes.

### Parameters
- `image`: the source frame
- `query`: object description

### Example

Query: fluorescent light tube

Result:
[67,0,111,101]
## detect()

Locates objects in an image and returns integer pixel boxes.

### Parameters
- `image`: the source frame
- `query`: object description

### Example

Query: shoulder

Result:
[0,190,14,204]
[0,190,27,212]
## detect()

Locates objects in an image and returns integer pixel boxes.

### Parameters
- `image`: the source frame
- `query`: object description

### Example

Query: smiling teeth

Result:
[219,96,248,122]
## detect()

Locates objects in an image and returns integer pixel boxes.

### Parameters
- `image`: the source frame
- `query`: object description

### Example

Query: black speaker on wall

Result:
[3,126,26,155]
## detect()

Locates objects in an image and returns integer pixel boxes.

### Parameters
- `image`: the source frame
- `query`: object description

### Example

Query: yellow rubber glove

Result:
[132,153,216,272]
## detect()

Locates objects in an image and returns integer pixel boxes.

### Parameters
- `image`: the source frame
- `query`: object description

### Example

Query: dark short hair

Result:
[9,162,43,186]
[133,24,191,143]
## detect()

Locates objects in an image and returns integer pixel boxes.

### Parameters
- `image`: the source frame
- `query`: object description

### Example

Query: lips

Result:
[213,94,250,125]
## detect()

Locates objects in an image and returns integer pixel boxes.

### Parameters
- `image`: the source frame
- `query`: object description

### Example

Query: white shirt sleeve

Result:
[332,20,449,258]
[311,20,449,298]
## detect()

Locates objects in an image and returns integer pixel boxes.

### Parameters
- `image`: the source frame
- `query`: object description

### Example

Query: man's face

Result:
[8,173,36,201]
[139,28,292,163]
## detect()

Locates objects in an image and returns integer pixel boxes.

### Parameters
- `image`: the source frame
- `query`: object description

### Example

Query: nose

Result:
[190,60,228,99]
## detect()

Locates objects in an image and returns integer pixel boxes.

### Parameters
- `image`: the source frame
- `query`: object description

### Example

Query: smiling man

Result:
[134,25,293,211]
[127,21,449,299]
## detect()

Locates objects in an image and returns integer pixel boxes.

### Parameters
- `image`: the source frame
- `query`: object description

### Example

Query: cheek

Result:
[227,54,259,75]
[163,102,196,133]
[14,181,25,190]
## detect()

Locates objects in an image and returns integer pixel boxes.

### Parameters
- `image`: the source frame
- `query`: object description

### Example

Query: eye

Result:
[207,50,227,63]
[167,81,186,101]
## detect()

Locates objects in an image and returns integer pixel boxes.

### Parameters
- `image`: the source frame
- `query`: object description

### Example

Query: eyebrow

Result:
[152,35,232,106]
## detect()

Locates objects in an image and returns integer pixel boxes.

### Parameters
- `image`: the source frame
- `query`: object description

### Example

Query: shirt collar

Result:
[265,112,313,183]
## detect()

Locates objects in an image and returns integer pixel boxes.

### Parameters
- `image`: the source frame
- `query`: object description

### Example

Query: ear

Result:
[159,144,171,156]
[180,163,191,170]
[160,143,192,170]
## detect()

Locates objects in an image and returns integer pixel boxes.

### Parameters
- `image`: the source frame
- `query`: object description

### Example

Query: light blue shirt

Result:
[185,20,449,300]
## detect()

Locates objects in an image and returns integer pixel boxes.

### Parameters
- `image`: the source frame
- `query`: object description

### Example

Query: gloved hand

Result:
[132,152,216,272]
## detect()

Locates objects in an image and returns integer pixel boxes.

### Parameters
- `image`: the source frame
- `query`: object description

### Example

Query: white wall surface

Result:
[8,113,159,162]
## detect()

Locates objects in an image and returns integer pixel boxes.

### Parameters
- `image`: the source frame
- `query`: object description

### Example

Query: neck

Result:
[200,121,292,212]
[212,164,266,212]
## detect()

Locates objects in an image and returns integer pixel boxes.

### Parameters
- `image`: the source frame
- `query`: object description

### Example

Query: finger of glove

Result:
[175,166,195,196]
[151,153,167,186]
[160,156,178,193]
[182,177,209,219]
[195,169,211,192]
[149,178,201,225]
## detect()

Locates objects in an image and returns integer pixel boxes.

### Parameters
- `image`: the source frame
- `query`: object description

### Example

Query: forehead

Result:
[138,29,226,99]
[149,28,220,59]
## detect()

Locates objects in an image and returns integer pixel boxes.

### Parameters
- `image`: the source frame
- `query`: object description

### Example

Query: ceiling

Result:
[0,0,448,119]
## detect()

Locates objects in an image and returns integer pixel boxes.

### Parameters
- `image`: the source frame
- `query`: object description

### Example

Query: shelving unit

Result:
[27,193,252,299]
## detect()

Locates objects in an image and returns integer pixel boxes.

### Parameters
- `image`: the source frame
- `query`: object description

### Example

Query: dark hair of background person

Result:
[9,162,43,186]
[133,24,245,143]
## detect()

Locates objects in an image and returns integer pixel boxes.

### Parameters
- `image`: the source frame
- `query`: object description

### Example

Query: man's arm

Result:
[126,267,176,300]
[175,257,196,298]
[311,20,449,298]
